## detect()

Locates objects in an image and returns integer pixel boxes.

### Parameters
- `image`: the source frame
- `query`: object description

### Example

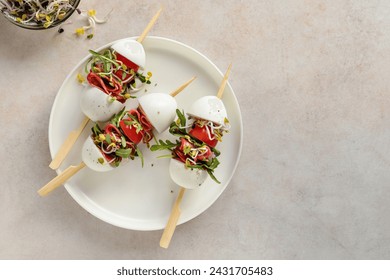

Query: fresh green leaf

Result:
[121,136,126,148]
[176,109,186,127]
[110,107,126,127]
[207,169,221,184]
[150,139,177,151]
[208,157,220,170]
[211,146,221,157]
[157,154,174,159]
[112,159,121,167]
[105,134,111,144]
[92,123,103,136]
[115,148,132,158]
[85,57,93,73]
[136,146,144,167]
[136,72,146,83]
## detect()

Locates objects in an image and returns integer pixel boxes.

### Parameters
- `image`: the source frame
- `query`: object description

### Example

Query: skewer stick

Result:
[170,76,196,97]
[137,7,163,43]
[49,9,163,170]
[160,187,186,248]
[217,63,232,99]
[49,116,89,170]
[38,162,86,197]
[159,64,232,249]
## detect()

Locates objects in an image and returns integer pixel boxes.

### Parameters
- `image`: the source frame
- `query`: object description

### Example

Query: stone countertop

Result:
[1,0,390,259]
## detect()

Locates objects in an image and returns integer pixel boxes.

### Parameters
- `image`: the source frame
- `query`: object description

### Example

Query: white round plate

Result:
[49,36,243,230]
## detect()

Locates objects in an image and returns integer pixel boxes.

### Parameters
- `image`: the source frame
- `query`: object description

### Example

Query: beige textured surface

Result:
[1,0,390,259]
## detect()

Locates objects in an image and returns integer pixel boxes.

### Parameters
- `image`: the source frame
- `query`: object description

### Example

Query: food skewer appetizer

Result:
[38,76,196,197]
[154,64,232,248]
[49,7,162,170]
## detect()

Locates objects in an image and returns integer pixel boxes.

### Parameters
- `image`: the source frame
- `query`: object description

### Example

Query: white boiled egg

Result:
[187,96,227,125]
[81,137,115,172]
[169,158,208,189]
[138,92,177,134]
[111,39,146,69]
[80,86,124,122]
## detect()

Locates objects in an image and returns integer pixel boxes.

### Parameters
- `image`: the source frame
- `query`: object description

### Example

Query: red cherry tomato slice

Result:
[189,125,218,148]
[119,119,143,144]
[115,52,140,72]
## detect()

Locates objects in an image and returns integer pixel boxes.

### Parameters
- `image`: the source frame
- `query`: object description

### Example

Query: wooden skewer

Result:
[49,9,163,170]
[159,64,232,249]
[217,63,232,99]
[38,162,86,197]
[160,187,186,248]
[137,7,163,43]
[170,76,196,97]
[39,77,195,197]
[49,116,89,170]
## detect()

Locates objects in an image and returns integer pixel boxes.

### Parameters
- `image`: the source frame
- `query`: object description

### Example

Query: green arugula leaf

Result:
[150,139,178,151]
[121,136,126,148]
[85,57,93,73]
[135,72,150,84]
[136,146,144,167]
[211,146,221,157]
[207,169,221,184]
[112,159,121,167]
[157,154,174,159]
[208,157,220,170]
[176,109,186,127]
[115,148,132,158]
[92,123,103,136]
[110,107,126,127]
[105,134,111,144]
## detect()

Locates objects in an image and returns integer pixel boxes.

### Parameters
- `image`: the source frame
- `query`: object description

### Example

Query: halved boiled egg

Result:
[111,39,146,71]
[138,92,177,134]
[81,137,115,172]
[169,158,208,189]
[80,87,124,122]
[186,96,227,125]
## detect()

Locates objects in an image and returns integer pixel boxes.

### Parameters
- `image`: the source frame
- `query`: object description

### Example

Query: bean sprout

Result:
[75,8,112,38]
